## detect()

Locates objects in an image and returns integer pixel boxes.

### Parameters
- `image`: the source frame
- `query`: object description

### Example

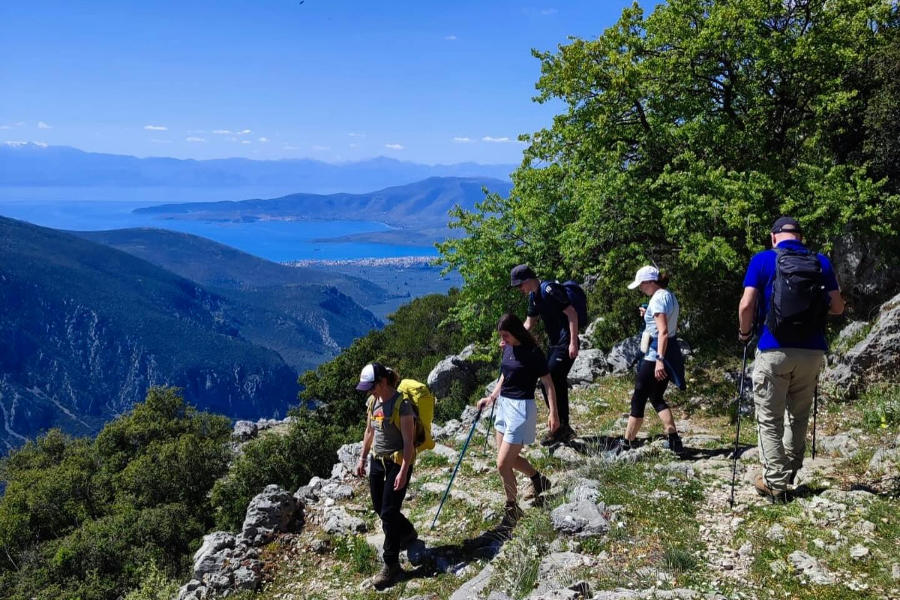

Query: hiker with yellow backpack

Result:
[354,363,435,589]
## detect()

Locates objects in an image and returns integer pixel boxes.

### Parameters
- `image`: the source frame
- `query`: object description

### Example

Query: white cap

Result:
[356,364,377,391]
[627,266,659,290]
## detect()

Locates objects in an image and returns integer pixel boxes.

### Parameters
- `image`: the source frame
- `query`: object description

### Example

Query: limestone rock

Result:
[428,354,478,399]
[232,566,260,591]
[568,349,608,385]
[240,485,298,546]
[448,564,493,600]
[531,552,590,596]
[232,420,258,443]
[337,442,363,472]
[822,291,900,397]
[817,431,860,458]
[788,551,835,584]
[607,335,642,375]
[323,506,367,535]
[551,501,610,537]
[319,482,354,501]
[192,532,235,579]
[831,232,900,312]
[569,479,601,503]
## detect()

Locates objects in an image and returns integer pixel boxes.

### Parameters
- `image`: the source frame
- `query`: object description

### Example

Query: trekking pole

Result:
[729,342,751,508]
[431,407,482,530]
[483,401,496,453]
[811,381,819,460]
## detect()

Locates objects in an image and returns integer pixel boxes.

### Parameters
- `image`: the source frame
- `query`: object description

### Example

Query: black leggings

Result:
[630,360,670,418]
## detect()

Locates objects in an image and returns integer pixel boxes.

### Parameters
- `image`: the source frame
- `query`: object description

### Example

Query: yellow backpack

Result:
[368,379,436,462]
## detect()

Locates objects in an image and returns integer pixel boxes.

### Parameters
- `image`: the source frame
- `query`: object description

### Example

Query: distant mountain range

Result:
[135,176,514,242]
[0,143,516,193]
[0,217,383,450]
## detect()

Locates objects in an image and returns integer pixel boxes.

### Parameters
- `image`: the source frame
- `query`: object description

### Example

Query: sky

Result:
[0,1,634,165]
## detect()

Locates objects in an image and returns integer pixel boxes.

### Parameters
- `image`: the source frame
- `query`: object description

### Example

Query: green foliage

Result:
[123,562,181,600]
[859,383,900,432]
[213,292,487,530]
[333,535,379,575]
[439,0,900,341]
[211,414,349,529]
[0,387,231,600]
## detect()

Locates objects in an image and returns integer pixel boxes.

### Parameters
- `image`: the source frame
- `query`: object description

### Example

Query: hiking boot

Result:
[540,424,576,447]
[500,501,524,529]
[399,528,418,550]
[372,562,402,589]
[524,472,552,501]
[667,432,684,455]
[754,473,788,504]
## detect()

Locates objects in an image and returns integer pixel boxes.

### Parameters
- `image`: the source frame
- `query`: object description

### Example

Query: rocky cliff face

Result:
[0,217,299,450]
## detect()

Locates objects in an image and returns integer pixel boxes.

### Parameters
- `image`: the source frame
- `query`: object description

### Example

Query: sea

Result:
[0,186,439,262]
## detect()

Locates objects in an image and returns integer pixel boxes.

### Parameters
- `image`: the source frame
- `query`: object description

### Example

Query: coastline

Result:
[283,256,439,268]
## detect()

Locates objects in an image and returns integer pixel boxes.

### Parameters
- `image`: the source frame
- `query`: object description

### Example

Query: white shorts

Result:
[493,395,537,445]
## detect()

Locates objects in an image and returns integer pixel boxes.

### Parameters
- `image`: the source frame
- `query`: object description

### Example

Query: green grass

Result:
[334,535,379,576]
[859,383,900,432]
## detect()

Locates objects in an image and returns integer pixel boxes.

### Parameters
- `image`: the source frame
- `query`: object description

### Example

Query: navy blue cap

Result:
[771,216,802,235]
[509,264,537,287]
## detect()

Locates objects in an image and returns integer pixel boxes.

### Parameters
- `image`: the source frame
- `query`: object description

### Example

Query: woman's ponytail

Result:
[384,368,401,388]
[657,272,670,289]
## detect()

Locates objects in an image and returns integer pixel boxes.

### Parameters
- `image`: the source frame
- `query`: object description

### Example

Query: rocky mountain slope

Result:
[0,217,306,449]
[174,296,900,600]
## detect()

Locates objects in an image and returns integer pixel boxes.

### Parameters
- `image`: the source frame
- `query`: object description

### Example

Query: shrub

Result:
[859,383,900,432]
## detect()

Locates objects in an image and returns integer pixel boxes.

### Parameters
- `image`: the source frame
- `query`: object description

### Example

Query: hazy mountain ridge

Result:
[0,217,382,450]
[133,176,514,231]
[0,144,516,193]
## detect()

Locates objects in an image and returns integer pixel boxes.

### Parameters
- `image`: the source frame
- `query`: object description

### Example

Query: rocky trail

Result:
[174,295,900,600]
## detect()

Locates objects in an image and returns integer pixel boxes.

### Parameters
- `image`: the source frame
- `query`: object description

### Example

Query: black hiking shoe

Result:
[667,432,685,455]
[499,501,525,529]
[524,472,552,501]
[540,424,576,447]
[372,562,403,589]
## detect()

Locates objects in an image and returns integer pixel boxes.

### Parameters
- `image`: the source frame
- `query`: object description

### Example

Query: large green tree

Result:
[439,0,900,346]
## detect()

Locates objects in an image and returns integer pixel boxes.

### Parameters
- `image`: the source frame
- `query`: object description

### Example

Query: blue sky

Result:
[0,1,633,164]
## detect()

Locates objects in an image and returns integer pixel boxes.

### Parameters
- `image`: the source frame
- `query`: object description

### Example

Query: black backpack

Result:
[765,247,830,343]
[540,280,589,331]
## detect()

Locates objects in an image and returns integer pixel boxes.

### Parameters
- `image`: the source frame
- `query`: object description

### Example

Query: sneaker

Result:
[372,562,402,589]
[524,472,552,500]
[753,473,788,503]
[667,432,684,454]
[500,501,524,529]
[399,528,418,550]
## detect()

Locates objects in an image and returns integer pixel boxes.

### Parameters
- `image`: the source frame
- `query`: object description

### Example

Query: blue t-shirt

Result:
[644,289,679,362]
[527,281,572,348]
[742,240,839,351]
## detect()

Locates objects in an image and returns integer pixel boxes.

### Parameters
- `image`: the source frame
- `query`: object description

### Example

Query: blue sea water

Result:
[0,186,438,262]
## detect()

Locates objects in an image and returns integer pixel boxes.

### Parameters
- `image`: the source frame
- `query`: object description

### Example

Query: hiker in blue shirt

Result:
[738,216,845,500]
[509,265,579,446]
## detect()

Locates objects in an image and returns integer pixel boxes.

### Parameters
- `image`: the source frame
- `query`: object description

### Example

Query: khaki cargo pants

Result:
[753,348,824,491]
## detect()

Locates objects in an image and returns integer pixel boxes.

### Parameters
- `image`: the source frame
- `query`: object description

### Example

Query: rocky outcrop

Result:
[428,344,485,399]
[568,349,608,385]
[175,485,301,600]
[606,335,642,375]
[823,292,900,397]
[831,232,900,313]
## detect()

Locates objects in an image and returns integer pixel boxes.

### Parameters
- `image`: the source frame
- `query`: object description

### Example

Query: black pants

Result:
[369,457,415,565]
[630,360,670,418]
[543,345,574,428]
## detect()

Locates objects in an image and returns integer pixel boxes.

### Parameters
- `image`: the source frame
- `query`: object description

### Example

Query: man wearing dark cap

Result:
[738,217,845,500]
[510,264,580,446]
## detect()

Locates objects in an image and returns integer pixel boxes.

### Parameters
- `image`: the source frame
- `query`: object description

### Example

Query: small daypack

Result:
[541,280,589,331]
[368,379,436,462]
[766,247,830,343]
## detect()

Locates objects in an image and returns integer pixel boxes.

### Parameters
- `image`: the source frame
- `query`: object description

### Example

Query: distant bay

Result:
[0,186,440,262]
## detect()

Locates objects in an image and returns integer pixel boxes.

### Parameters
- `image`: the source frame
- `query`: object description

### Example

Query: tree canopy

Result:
[439,0,900,346]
